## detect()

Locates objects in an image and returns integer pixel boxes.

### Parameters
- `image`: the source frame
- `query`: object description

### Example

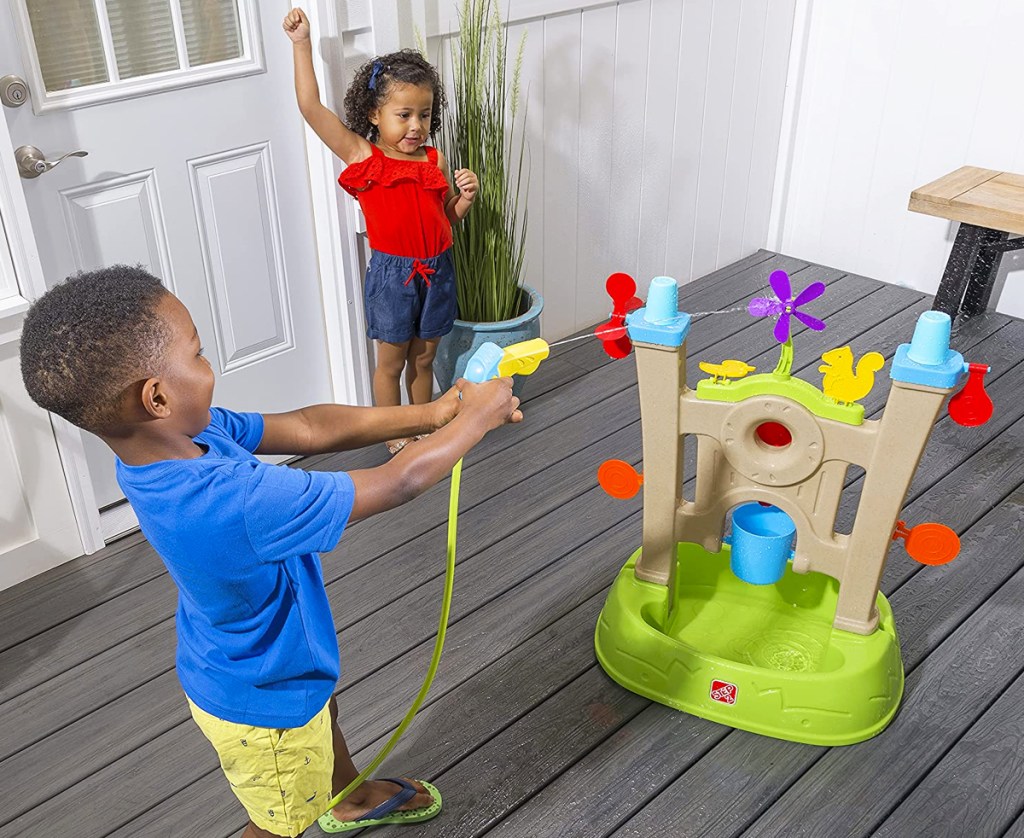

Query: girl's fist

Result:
[283,8,311,42]
[454,168,479,203]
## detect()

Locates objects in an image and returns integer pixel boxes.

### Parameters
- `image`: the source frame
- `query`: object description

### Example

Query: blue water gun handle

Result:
[463,342,506,384]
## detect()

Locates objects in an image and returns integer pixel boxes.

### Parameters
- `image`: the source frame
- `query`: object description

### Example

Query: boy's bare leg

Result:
[373,339,413,452]
[326,697,434,822]
[405,337,439,406]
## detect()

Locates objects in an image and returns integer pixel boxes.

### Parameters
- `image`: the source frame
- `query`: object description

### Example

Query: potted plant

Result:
[433,0,540,394]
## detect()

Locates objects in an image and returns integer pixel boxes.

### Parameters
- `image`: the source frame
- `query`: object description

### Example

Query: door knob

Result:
[15,145,88,179]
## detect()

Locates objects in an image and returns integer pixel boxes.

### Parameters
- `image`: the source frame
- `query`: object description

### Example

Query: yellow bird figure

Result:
[699,359,756,384]
[819,346,885,404]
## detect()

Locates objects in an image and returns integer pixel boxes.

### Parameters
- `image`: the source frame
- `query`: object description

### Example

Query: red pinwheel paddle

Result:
[595,273,643,359]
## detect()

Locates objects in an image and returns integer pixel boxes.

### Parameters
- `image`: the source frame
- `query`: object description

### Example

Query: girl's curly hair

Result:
[344,50,447,142]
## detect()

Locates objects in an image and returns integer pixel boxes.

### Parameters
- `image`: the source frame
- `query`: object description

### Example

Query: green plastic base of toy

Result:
[595,543,904,746]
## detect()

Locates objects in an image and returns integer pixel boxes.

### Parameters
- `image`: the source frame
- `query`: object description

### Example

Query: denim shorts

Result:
[364,248,457,343]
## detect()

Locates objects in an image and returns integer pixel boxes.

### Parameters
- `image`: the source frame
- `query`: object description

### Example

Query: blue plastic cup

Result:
[906,310,952,366]
[646,276,679,322]
[730,503,796,585]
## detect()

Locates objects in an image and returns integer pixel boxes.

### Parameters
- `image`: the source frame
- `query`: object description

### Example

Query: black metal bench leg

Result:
[962,229,1010,315]
[932,223,989,317]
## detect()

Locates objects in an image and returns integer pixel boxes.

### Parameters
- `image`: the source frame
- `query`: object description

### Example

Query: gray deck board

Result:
[1,252,1022,838]
[873,579,1024,838]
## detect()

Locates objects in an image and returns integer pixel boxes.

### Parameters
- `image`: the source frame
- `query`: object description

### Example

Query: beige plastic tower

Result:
[633,335,950,634]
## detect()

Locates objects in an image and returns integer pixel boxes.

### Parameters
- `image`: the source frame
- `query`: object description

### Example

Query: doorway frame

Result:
[297,0,374,409]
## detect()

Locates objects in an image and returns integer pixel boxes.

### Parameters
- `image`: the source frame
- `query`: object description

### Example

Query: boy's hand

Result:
[459,377,522,430]
[454,169,479,204]
[432,383,463,429]
[283,7,311,42]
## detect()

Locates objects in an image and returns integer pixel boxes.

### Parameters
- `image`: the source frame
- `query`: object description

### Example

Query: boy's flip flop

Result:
[317,778,442,833]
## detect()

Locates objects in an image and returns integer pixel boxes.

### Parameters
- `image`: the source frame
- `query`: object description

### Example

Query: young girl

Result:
[284,8,479,455]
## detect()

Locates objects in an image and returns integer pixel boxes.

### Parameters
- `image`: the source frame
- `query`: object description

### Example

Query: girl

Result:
[284,8,479,455]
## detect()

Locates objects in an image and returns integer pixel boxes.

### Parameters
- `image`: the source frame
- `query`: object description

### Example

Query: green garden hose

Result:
[325,457,463,811]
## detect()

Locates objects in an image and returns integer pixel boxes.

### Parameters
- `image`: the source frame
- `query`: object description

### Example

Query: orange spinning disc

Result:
[892,520,960,566]
[598,459,644,500]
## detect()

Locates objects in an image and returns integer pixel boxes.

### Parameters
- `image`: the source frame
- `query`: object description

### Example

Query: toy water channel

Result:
[593,272,989,746]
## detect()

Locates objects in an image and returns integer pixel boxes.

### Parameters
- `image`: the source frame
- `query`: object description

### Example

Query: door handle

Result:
[15,145,88,179]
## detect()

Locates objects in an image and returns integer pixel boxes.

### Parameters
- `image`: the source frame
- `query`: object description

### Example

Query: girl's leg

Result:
[373,339,413,452]
[325,697,434,822]
[405,337,440,405]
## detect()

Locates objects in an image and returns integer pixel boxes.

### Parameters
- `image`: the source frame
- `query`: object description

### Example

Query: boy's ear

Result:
[140,376,171,419]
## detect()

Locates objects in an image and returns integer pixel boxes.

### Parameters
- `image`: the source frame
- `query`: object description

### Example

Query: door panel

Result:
[0,226,83,589]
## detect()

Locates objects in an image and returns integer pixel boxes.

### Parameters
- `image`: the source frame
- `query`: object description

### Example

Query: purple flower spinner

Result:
[748,270,827,343]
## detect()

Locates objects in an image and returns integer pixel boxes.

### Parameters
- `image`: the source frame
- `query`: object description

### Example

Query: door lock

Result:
[0,75,29,107]
[15,145,88,179]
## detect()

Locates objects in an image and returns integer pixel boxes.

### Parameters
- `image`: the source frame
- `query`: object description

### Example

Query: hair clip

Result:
[368,61,383,91]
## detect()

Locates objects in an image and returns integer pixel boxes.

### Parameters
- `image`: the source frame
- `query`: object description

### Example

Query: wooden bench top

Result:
[909,165,1024,235]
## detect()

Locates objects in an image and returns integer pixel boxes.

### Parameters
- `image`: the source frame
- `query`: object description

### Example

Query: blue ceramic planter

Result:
[434,285,544,397]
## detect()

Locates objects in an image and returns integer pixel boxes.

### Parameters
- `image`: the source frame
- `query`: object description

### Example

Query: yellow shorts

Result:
[188,698,334,837]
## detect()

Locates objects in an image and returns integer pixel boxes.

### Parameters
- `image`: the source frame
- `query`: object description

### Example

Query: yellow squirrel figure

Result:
[699,359,756,384]
[819,346,885,404]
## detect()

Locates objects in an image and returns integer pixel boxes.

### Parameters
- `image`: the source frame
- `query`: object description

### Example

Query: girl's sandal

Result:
[317,779,442,833]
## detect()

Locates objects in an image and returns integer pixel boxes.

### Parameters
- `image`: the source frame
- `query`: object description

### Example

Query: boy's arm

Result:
[284,8,371,165]
[346,379,521,521]
[437,149,477,224]
[256,385,463,456]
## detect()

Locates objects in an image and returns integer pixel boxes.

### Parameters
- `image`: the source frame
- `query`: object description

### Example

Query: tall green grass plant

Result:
[439,0,528,323]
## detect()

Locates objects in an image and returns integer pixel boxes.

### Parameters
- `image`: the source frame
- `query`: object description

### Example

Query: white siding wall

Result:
[776,0,1024,319]
[342,0,797,339]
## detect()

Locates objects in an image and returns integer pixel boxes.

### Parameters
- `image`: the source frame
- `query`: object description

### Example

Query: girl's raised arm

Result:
[283,8,371,165]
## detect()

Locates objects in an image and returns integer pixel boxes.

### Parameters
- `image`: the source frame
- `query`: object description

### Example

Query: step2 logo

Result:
[710,679,737,705]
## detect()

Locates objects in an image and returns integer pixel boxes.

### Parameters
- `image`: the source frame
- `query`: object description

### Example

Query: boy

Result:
[20,266,521,837]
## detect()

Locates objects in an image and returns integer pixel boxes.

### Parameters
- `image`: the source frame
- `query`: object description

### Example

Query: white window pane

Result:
[26,0,109,91]
[105,0,180,80]
[180,0,242,67]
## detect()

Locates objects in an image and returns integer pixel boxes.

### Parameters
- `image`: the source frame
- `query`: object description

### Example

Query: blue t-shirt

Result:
[116,407,355,728]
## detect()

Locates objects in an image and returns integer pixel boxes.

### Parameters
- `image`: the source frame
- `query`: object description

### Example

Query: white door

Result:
[0,0,334,539]
[0,119,84,589]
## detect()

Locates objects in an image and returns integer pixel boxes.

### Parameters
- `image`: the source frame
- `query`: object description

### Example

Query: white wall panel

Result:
[692,1,742,280]
[744,0,797,256]
[575,3,617,331]
[718,1,769,266]
[350,0,798,339]
[515,18,547,331]
[635,0,683,288]
[664,0,712,297]
[188,143,295,373]
[776,0,1024,319]
[540,12,580,338]
[59,171,175,291]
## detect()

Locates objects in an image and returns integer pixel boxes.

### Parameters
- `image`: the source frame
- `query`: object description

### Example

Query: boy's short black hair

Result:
[20,265,172,433]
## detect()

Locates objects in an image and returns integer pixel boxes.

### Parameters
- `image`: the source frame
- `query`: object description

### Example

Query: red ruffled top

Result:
[338,144,453,259]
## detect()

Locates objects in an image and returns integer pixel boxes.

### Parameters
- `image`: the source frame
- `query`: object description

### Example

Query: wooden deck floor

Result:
[3,251,1024,838]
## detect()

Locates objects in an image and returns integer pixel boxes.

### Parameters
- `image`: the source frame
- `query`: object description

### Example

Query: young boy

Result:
[19,266,521,837]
